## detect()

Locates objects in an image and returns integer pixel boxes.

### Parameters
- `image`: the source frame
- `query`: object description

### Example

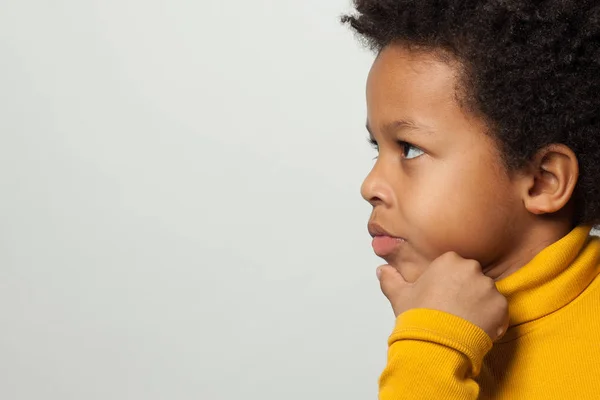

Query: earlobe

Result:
[523,144,579,216]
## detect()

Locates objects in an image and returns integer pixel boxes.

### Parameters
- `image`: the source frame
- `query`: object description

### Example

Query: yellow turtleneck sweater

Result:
[378,225,600,400]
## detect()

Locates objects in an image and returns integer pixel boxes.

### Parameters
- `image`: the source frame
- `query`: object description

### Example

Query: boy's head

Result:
[342,1,600,281]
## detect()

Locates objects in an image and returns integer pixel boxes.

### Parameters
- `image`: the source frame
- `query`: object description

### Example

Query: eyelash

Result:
[367,136,422,160]
[367,137,379,160]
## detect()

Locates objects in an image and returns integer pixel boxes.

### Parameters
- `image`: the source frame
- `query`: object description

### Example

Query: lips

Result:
[372,235,406,257]
[368,221,407,257]
[367,221,405,239]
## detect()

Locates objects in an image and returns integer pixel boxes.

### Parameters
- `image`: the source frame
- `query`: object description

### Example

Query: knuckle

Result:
[498,295,509,308]
[494,295,509,311]
[466,260,482,272]
[482,276,496,289]
[433,252,461,269]
[438,251,458,262]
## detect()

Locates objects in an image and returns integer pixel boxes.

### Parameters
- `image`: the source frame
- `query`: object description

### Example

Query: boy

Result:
[342,1,600,399]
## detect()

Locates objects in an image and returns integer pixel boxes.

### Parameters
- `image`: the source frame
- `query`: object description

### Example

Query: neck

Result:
[484,219,574,282]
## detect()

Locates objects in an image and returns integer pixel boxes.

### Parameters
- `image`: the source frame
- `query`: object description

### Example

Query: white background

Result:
[0,1,393,399]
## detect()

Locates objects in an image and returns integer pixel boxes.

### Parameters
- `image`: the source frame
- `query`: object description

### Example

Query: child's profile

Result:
[342,1,600,398]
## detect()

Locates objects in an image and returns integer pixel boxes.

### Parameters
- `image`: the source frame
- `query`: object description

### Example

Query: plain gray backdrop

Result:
[0,1,393,399]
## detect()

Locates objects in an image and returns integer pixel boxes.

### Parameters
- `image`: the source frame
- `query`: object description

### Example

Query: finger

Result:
[376,264,409,301]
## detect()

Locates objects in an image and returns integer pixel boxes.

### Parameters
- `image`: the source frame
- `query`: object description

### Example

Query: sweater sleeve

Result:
[379,308,493,400]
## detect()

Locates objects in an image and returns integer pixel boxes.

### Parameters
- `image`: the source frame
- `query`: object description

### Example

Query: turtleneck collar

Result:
[495,225,600,335]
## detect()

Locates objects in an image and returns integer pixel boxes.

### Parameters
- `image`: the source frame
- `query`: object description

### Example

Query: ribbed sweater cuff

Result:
[390,308,494,377]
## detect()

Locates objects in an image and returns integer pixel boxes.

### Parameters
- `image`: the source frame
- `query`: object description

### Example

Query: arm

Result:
[379,309,493,400]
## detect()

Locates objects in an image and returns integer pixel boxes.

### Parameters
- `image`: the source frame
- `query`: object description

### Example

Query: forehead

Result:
[366,45,461,124]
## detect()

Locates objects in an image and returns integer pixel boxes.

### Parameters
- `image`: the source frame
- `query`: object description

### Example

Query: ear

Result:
[521,144,579,215]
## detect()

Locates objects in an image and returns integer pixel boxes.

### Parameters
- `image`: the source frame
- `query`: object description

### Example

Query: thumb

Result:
[376,264,410,303]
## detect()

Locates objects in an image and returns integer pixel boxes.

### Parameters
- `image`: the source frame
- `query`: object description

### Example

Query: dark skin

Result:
[361,43,579,340]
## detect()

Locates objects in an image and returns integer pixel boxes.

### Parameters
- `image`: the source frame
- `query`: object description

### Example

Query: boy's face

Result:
[362,44,527,282]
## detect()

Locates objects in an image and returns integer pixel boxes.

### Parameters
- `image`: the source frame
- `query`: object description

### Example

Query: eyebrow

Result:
[365,119,435,138]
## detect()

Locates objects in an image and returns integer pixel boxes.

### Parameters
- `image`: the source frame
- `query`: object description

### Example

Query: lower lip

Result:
[372,235,406,256]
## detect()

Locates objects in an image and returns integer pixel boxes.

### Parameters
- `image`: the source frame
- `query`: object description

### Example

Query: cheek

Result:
[404,158,514,258]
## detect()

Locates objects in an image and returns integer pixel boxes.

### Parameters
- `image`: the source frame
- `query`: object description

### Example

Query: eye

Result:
[367,136,379,160]
[398,141,425,160]
[366,136,425,160]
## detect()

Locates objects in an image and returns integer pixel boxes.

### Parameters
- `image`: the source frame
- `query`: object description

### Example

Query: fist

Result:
[377,252,509,342]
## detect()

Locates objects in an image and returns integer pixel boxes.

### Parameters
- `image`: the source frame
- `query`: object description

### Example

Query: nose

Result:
[360,160,394,208]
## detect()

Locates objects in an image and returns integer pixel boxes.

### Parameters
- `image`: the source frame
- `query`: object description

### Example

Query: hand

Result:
[376,251,510,342]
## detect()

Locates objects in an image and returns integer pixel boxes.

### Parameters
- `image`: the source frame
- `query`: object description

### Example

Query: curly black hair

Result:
[342,0,600,227]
